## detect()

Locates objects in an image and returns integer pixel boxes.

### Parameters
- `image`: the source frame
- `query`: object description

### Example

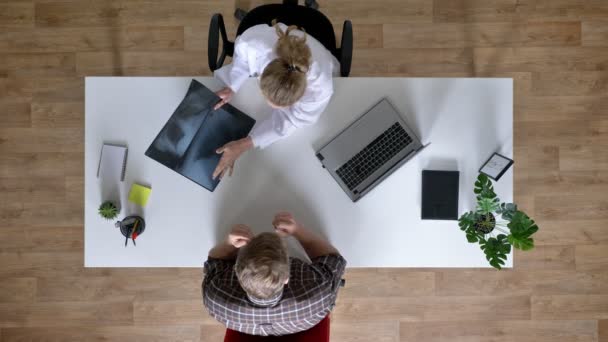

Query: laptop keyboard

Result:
[335,123,413,191]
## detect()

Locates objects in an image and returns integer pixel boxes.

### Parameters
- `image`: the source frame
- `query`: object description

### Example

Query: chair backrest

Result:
[236,4,339,60]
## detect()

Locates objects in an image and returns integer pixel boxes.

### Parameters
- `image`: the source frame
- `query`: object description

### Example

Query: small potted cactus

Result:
[98,201,119,220]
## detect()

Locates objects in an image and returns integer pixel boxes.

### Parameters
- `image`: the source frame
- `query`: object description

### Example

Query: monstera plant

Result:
[458,174,539,269]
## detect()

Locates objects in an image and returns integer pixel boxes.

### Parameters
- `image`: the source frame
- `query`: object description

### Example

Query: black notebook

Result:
[145,79,256,192]
[421,170,459,220]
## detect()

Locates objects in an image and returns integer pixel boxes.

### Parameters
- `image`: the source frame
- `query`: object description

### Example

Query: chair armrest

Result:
[208,13,234,72]
[339,20,353,77]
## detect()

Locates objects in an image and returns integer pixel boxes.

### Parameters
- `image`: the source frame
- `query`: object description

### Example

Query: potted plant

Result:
[98,201,119,220]
[458,173,539,269]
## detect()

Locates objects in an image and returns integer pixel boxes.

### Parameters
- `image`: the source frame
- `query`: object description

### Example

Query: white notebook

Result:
[97,144,128,181]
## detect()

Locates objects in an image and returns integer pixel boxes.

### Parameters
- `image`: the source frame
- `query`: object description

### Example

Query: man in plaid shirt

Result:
[202,212,346,336]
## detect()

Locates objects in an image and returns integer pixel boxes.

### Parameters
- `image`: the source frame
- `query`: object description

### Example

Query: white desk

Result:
[85,77,513,268]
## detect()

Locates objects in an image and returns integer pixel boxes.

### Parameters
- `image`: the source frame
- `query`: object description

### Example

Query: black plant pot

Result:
[475,213,496,234]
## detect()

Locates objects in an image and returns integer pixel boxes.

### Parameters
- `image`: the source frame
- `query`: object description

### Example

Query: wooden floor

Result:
[1,0,607,341]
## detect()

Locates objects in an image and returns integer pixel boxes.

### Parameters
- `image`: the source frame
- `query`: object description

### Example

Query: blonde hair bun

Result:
[260,21,312,107]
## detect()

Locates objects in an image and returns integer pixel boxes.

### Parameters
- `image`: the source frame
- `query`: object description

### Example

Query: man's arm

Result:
[273,212,339,259]
[208,224,253,260]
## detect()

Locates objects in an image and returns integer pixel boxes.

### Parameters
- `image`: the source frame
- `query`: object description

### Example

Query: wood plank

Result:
[473,47,608,73]
[400,320,598,342]
[0,128,83,153]
[0,201,83,227]
[200,323,228,342]
[331,320,399,342]
[0,301,133,328]
[0,27,184,53]
[0,100,31,128]
[35,1,233,27]
[532,294,608,320]
[576,244,608,271]
[0,53,76,77]
[0,152,82,178]
[532,71,608,96]
[337,24,383,49]
[535,193,608,220]
[65,176,83,205]
[1,325,201,342]
[332,295,530,321]
[30,101,83,128]
[76,51,208,76]
[37,275,201,302]
[0,252,89,278]
[517,95,608,122]
[534,219,608,245]
[341,269,434,297]
[133,299,215,325]
[384,22,580,48]
[0,177,67,202]
[433,0,608,23]
[516,170,608,197]
[352,48,473,76]
[320,0,433,25]
[436,269,608,296]
[515,245,575,270]
[0,226,82,253]
[0,278,36,303]
[0,77,85,103]
[515,145,559,172]
[184,24,238,52]
[601,320,608,342]
[560,145,608,171]
[0,3,34,28]
[583,20,608,46]
[515,120,608,146]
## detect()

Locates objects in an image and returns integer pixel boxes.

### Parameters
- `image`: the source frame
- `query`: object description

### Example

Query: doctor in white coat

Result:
[212,22,340,179]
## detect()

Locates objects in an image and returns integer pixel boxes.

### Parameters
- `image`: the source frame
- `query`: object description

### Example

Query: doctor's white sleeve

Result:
[249,94,332,149]
[213,37,250,93]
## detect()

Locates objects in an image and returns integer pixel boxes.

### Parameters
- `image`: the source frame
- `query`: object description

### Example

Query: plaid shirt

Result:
[202,254,346,336]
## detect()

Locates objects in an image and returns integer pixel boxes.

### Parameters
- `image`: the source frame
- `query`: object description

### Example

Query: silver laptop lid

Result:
[316,98,424,201]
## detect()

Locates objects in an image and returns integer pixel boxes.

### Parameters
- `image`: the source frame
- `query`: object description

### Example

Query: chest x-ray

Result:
[145,79,256,192]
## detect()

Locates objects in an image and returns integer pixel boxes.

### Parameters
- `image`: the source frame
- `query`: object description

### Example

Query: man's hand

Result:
[214,87,234,110]
[227,224,254,248]
[273,212,301,237]
[212,136,254,180]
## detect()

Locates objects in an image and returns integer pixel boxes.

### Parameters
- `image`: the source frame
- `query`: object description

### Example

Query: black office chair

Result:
[208,0,353,77]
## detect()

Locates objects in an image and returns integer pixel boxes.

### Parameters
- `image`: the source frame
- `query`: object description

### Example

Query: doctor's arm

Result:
[213,37,251,110]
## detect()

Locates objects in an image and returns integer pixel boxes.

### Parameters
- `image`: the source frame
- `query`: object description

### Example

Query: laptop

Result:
[316,98,427,202]
[145,79,255,192]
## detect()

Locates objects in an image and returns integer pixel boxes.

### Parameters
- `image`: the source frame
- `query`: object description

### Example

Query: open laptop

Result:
[316,98,427,202]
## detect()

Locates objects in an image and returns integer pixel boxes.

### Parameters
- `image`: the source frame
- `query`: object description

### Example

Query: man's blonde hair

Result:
[235,232,290,300]
[260,22,312,107]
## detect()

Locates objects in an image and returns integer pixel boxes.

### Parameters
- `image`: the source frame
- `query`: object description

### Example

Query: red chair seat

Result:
[224,315,330,342]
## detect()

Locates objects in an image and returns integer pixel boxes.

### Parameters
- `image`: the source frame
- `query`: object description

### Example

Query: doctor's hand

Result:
[212,136,254,180]
[227,224,254,248]
[214,87,234,110]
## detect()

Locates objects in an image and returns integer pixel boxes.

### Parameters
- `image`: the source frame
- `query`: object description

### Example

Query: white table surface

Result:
[85,77,513,268]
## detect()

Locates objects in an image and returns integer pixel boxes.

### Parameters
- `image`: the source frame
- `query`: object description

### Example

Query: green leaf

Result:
[507,211,539,250]
[474,173,498,201]
[476,197,500,215]
[497,203,518,220]
[479,234,510,270]
[458,211,484,244]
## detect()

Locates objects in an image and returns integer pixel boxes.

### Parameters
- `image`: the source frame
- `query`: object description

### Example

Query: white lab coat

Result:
[214,23,340,149]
